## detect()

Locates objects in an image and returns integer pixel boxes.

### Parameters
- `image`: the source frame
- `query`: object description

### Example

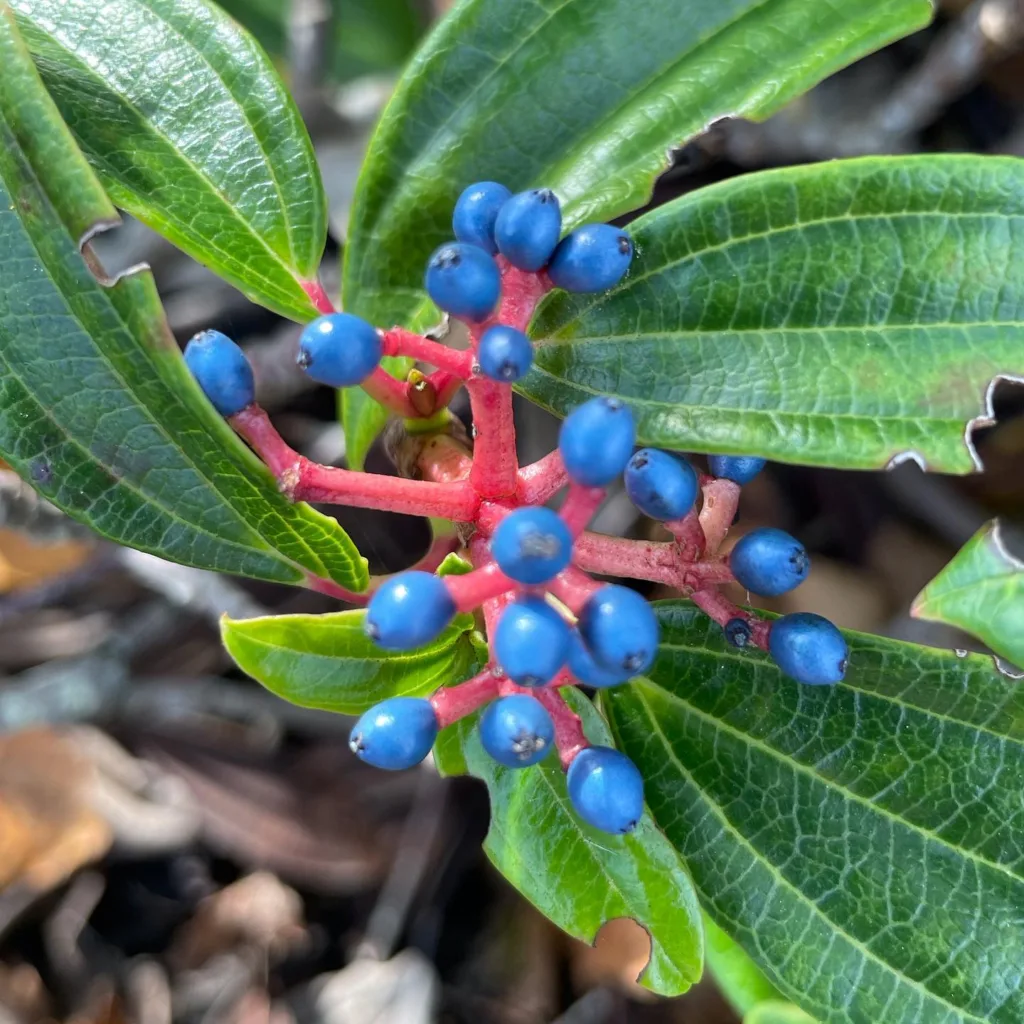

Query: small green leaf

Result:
[11,0,327,322]
[222,609,472,714]
[527,155,1024,473]
[704,914,786,1016]
[606,601,1024,1023]
[913,520,1024,668]
[0,9,366,591]
[439,688,703,997]
[746,1003,817,1024]
[340,356,412,472]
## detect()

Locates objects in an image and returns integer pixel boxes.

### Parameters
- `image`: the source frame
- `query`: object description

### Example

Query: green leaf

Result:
[527,155,1024,473]
[704,914,787,1016]
[438,688,703,998]
[0,9,367,591]
[339,354,412,472]
[338,0,932,467]
[605,601,1024,1023]
[11,0,327,322]
[746,1003,818,1024]
[913,520,1024,668]
[222,609,472,714]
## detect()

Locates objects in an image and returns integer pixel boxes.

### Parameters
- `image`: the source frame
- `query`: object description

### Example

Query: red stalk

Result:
[559,483,605,537]
[301,279,335,315]
[517,450,568,505]
[430,668,501,729]
[382,327,474,378]
[699,478,741,555]
[532,685,588,770]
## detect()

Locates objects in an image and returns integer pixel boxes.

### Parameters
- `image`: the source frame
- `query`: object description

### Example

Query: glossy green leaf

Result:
[222,609,472,713]
[11,0,327,322]
[0,10,367,591]
[746,1003,817,1024]
[606,601,1024,1023]
[339,0,933,469]
[705,914,787,1016]
[913,520,1024,668]
[436,688,703,997]
[527,155,1024,473]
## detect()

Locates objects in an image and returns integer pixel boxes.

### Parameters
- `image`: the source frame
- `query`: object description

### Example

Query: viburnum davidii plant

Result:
[3,0,1024,1020]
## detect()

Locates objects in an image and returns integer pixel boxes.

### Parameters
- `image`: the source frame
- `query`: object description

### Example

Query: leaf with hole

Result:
[526,155,1024,473]
[605,601,1024,1023]
[11,0,327,321]
[0,10,366,591]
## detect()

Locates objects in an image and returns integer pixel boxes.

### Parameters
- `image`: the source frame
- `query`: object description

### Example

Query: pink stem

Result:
[476,500,514,536]
[573,531,734,590]
[304,574,370,605]
[517,450,569,505]
[466,376,518,498]
[559,484,606,538]
[532,686,588,770]
[301,279,335,315]
[699,478,741,555]
[690,589,770,650]
[361,367,419,418]
[427,370,465,409]
[430,668,501,729]
[665,508,706,562]
[548,567,601,615]
[231,406,479,519]
[382,327,474,378]
[444,561,517,612]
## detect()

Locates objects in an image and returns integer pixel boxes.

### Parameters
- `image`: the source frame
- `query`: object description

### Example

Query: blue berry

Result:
[548,224,633,293]
[494,188,562,271]
[349,697,438,770]
[184,330,254,417]
[494,597,570,686]
[479,694,555,768]
[769,612,848,685]
[723,617,753,649]
[365,571,455,650]
[578,585,659,676]
[425,242,501,322]
[297,313,382,387]
[558,397,635,487]
[730,528,809,597]
[708,455,766,485]
[452,181,511,255]
[478,324,534,383]
[624,449,698,521]
[567,746,644,834]
[491,507,572,585]
[568,631,630,688]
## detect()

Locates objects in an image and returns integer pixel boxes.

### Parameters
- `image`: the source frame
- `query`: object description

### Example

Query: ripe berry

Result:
[723,617,753,649]
[578,585,659,676]
[708,455,766,485]
[452,181,511,255]
[494,188,562,271]
[567,746,644,834]
[730,527,809,597]
[491,507,572,585]
[425,242,501,322]
[624,449,698,521]
[184,330,254,417]
[548,224,633,293]
[297,313,382,387]
[494,597,570,686]
[568,631,630,688]
[478,324,533,383]
[558,396,635,487]
[365,571,455,650]
[479,694,555,768]
[769,612,848,685]
[349,697,438,770]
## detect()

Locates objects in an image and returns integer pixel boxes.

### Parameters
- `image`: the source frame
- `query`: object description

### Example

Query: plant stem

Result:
[559,483,605,537]
[516,450,568,505]
[444,561,516,612]
[665,507,706,561]
[532,686,588,770]
[361,367,420,418]
[301,279,335,315]
[573,531,734,589]
[699,478,741,555]
[382,327,474,378]
[548,566,600,614]
[430,668,501,729]
[465,376,519,498]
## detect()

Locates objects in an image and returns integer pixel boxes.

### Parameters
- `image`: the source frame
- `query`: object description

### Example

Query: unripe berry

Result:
[479,694,555,768]
[624,448,698,521]
[365,571,455,650]
[349,697,438,770]
[297,313,382,387]
[548,224,633,293]
[425,242,501,322]
[494,188,562,271]
[730,527,809,597]
[490,506,572,585]
[478,324,533,383]
[708,455,766,485]
[769,612,848,685]
[578,585,659,676]
[567,746,644,834]
[452,181,511,255]
[558,396,635,487]
[494,597,570,686]
[723,617,753,649]
[184,330,254,417]
[568,630,630,688]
